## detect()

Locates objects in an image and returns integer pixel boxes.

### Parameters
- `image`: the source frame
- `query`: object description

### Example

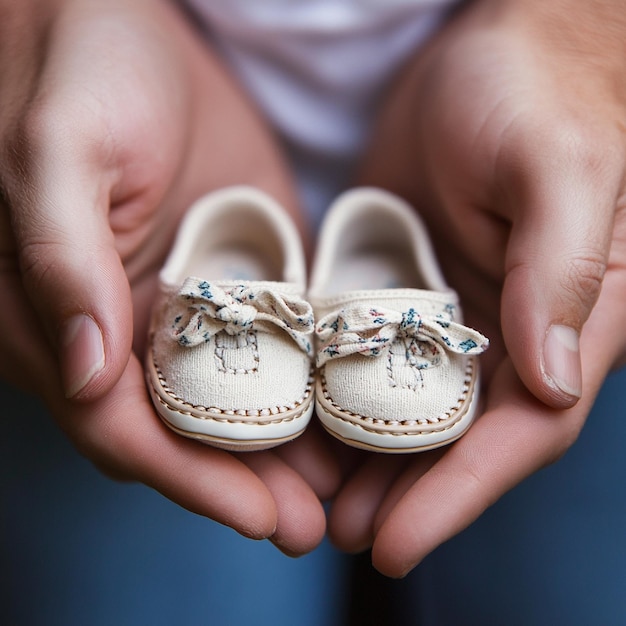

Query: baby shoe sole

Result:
[314,364,480,454]
[147,345,315,452]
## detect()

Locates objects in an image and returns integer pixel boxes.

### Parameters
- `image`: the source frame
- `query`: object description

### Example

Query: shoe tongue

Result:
[201,279,303,296]
[312,288,459,317]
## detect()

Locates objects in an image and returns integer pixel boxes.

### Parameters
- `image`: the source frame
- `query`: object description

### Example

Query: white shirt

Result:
[183,0,458,221]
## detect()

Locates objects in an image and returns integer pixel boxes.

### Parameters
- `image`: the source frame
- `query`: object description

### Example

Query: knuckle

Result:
[5,99,60,168]
[540,117,622,179]
[3,95,112,187]
[559,252,607,317]
[16,99,79,156]
[18,237,68,294]
[505,112,622,181]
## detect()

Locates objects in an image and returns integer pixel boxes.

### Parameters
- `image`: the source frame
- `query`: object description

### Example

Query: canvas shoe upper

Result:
[146,186,315,451]
[309,188,489,453]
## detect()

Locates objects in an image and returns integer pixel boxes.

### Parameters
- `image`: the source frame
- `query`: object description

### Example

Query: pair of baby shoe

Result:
[146,187,488,453]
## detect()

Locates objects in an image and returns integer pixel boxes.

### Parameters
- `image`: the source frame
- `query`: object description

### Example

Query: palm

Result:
[333,1,626,576]
[0,0,335,556]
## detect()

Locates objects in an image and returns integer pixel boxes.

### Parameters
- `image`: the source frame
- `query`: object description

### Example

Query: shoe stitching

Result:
[151,341,314,424]
[318,359,475,436]
[150,381,312,426]
[387,337,425,391]
[214,330,260,374]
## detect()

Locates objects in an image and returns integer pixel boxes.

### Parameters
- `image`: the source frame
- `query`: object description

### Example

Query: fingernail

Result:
[543,325,582,400]
[60,314,105,398]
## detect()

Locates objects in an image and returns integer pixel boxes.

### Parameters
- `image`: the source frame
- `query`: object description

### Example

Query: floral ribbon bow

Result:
[171,278,314,355]
[316,304,489,367]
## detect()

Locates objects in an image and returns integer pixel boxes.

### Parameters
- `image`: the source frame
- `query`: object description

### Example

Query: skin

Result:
[329,0,626,576]
[0,0,340,556]
[2,0,626,583]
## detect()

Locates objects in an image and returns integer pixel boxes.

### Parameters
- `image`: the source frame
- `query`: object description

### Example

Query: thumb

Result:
[500,152,618,409]
[8,134,133,401]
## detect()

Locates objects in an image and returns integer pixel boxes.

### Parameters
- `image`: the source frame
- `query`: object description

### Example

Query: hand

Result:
[0,0,338,554]
[330,0,626,576]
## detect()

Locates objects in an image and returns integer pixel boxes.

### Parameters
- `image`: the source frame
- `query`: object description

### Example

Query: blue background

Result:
[3,369,626,625]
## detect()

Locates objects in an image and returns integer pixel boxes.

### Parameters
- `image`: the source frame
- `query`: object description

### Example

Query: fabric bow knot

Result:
[316,304,488,367]
[171,278,314,355]
[214,300,257,333]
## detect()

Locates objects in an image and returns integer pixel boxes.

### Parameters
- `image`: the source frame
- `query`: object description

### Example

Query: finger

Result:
[499,122,624,408]
[4,100,133,401]
[274,423,343,501]
[328,455,408,554]
[49,355,280,539]
[372,449,444,535]
[371,363,579,578]
[371,269,626,577]
[241,452,327,557]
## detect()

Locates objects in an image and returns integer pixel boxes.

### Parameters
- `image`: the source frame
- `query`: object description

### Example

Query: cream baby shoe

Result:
[309,188,489,453]
[146,187,315,451]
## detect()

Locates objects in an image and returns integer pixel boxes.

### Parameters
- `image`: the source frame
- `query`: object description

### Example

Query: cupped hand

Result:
[0,0,338,554]
[332,0,626,576]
